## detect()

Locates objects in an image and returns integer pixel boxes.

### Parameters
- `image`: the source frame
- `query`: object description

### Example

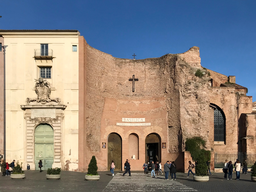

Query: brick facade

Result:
[78,39,255,171]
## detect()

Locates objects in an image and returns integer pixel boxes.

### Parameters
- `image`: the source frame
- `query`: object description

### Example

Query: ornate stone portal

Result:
[21,78,66,170]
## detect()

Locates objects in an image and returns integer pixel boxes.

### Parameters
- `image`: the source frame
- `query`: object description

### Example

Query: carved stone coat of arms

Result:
[27,78,60,104]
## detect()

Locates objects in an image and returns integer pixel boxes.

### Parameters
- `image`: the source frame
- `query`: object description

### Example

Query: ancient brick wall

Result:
[82,44,185,170]
[79,40,254,171]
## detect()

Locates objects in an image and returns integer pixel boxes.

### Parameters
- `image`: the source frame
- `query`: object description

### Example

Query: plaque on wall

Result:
[162,142,166,149]
[102,142,106,149]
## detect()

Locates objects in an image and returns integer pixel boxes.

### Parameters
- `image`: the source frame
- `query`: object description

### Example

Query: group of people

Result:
[109,160,131,177]
[142,160,176,180]
[0,159,15,176]
[223,159,247,180]
[163,161,177,180]
[142,161,162,176]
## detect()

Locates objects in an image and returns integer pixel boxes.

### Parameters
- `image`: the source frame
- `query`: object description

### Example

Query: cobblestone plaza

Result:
[0,171,255,192]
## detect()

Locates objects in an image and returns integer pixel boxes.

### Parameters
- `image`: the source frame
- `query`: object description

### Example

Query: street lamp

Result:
[2,45,7,162]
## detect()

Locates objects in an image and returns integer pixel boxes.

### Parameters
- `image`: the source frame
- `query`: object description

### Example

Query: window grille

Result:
[40,67,51,79]
[214,107,225,141]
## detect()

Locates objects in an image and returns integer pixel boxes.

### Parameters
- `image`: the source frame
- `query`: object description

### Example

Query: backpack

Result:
[191,164,195,169]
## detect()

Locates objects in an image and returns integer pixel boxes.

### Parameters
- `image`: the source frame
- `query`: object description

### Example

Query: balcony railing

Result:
[34,49,53,60]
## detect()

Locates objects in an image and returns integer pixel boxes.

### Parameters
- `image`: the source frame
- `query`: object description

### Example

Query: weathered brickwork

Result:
[78,39,254,172]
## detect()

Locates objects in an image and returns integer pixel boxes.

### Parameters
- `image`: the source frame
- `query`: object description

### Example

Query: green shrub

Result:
[251,162,256,177]
[47,167,61,175]
[195,69,204,78]
[195,151,208,176]
[87,156,98,175]
[185,137,210,176]
[185,137,206,161]
[12,162,24,174]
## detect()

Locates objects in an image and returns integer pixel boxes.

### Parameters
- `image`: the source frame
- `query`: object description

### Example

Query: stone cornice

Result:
[20,104,67,110]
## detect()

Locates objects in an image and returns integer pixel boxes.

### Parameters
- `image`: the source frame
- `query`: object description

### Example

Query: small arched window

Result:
[214,106,226,142]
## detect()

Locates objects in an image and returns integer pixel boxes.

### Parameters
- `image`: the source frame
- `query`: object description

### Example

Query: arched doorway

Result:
[108,133,122,171]
[34,124,54,170]
[145,133,161,163]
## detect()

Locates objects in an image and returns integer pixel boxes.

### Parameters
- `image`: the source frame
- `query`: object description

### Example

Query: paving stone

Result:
[103,173,197,192]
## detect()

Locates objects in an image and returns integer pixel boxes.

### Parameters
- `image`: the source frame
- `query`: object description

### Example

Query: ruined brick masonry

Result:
[78,37,255,172]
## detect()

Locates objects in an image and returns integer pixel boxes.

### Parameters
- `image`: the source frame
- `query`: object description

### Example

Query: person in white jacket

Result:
[235,160,241,180]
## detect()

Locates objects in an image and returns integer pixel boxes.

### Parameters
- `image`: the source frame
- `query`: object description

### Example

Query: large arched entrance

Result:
[34,124,54,170]
[145,133,161,163]
[108,133,122,171]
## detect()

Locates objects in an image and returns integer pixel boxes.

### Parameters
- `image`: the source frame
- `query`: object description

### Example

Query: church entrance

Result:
[34,124,54,171]
[108,133,122,171]
[145,133,161,163]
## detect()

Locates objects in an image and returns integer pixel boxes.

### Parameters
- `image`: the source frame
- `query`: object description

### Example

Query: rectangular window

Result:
[41,44,48,56]
[40,67,51,78]
[72,45,77,52]
[0,43,2,51]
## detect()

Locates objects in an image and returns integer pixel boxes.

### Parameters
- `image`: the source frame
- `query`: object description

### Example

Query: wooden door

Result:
[108,133,122,171]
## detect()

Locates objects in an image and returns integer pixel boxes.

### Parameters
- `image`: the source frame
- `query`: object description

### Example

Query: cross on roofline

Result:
[132,53,136,60]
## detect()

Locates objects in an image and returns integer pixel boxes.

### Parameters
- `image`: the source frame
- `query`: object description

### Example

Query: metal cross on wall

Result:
[129,75,138,92]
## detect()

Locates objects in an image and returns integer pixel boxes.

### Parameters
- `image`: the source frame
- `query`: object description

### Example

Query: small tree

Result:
[251,162,256,177]
[195,151,208,176]
[12,162,24,174]
[185,137,210,176]
[47,168,61,175]
[87,156,98,175]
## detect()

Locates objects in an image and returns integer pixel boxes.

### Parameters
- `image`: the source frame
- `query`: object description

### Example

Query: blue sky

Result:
[1,0,256,100]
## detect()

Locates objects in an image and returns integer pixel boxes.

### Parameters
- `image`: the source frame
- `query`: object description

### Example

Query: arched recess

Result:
[210,103,226,142]
[145,133,161,163]
[108,133,122,171]
[129,133,139,160]
[34,124,54,170]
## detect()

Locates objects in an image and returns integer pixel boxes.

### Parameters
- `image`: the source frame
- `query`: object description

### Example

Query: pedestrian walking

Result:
[5,162,10,176]
[164,161,170,180]
[148,161,152,172]
[143,162,148,174]
[123,159,131,176]
[242,160,247,174]
[223,159,228,179]
[0,159,6,176]
[151,161,156,178]
[10,160,15,169]
[235,160,241,180]
[206,160,211,175]
[38,160,43,172]
[187,161,195,177]
[170,161,177,180]
[110,160,115,176]
[155,161,159,176]
[228,161,233,180]
[159,162,163,175]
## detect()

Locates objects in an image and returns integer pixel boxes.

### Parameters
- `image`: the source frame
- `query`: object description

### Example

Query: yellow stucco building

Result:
[0,30,80,170]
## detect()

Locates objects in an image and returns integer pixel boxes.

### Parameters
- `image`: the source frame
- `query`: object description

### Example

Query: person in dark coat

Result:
[170,161,177,180]
[38,160,43,172]
[155,161,159,176]
[123,159,131,176]
[0,160,6,176]
[228,161,233,180]
[148,161,152,172]
[242,160,247,174]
